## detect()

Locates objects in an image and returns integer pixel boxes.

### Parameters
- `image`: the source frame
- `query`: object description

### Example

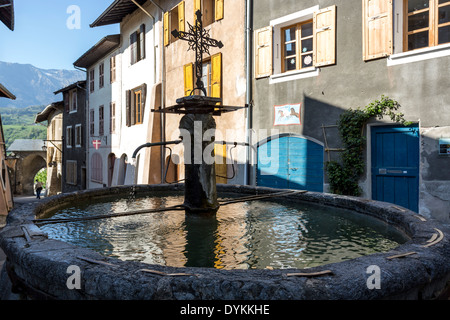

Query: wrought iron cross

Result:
[171,10,223,96]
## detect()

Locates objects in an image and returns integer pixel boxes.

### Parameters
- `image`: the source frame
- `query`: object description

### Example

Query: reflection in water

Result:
[40,193,408,269]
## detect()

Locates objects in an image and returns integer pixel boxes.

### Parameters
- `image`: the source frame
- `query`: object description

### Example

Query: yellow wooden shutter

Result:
[215,144,227,184]
[194,0,201,20]
[254,26,272,78]
[164,11,169,46]
[313,5,336,67]
[211,52,222,100]
[184,63,194,96]
[178,1,185,33]
[362,0,393,61]
[215,0,224,21]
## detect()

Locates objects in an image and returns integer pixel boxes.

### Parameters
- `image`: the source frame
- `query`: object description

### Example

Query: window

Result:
[90,110,95,136]
[110,56,116,83]
[255,6,336,79]
[364,0,450,62]
[89,69,95,93]
[164,1,185,46]
[405,0,450,51]
[99,105,104,136]
[281,21,314,72]
[75,124,82,147]
[99,62,104,88]
[130,24,146,64]
[194,0,224,27]
[66,160,77,185]
[91,153,103,183]
[69,89,77,112]
[110,102,116,133]
[66,126,73,148]
[184,53,222,98]
[126,84,147,127]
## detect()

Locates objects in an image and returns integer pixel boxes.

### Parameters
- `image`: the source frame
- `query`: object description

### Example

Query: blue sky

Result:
[0,0,119,70]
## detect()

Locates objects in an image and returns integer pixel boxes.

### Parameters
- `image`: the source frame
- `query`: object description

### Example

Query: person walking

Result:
[34,180,43,199]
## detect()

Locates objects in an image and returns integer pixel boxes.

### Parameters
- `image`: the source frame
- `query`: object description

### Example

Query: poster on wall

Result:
[439,138,450,155]
[274,103,301,126]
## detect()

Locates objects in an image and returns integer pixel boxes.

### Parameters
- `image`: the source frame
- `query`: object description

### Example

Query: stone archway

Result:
[6,151,47,196]
[19,153,47,196]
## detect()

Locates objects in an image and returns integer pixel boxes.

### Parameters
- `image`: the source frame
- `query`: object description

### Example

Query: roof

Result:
[73,35,121,68]
[0,83,15,100]
[35,101,64,124]
[7,139,45,152]
[90,0,147,27]
[54,80,86,95]
[0,0,14,31]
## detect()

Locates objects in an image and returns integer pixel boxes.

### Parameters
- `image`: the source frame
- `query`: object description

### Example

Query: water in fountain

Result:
[39,192,408,270]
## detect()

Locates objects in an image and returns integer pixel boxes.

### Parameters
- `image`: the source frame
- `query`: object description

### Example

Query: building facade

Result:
[88,1,162,187]
[74,36,122,189]
[162,0,248,185]
[251,0,450,222]
[35,102,64,196]
[54,81,88,193]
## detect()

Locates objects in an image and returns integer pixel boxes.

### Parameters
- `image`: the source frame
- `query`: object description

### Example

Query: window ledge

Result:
[269,67,319,84]
[388,43,450,66]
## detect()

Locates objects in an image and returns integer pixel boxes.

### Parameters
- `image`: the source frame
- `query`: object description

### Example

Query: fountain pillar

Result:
[179,111,219,215]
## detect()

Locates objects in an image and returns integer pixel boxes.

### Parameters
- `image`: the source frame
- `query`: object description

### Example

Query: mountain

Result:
[0,61,85,108]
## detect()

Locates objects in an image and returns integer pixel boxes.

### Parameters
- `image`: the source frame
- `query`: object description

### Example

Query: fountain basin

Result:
[1,184,450,300]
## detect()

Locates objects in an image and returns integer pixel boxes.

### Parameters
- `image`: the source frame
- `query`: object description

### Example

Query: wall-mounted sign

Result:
[274,103,301,126]
[92,140,101,150]
[439,138,450,155]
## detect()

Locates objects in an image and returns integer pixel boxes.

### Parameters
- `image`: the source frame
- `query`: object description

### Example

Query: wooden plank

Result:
[363,0,393,60]
[313,5,336,67]
[255,26,273,78]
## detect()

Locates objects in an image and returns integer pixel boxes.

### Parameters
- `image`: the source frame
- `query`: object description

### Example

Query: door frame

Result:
[365,122,421,205]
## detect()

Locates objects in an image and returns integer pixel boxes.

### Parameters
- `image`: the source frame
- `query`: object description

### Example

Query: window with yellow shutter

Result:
[164,1,185,46]
[215,143,227,184]
[194,0,224,27]
[183,53,222,99]
[184,63,194,96]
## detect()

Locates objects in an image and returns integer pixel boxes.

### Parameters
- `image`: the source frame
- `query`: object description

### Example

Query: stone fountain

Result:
[0,11,449,302]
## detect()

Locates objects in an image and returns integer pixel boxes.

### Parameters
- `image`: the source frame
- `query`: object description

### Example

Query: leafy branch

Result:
[326,96,412,196]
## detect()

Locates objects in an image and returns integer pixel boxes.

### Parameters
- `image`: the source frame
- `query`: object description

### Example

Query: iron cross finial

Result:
[171,10,223,96]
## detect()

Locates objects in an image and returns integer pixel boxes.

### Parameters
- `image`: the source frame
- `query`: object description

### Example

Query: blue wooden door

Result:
[371,125,419,212]
[257,136,323,192]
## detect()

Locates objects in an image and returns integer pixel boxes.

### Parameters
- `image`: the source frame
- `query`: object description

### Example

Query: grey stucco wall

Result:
[251,0,450,222]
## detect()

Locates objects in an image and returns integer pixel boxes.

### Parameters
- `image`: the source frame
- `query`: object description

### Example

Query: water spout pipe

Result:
[132,139,182,160]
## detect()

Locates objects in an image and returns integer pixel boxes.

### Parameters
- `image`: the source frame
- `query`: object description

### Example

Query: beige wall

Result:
[163,0,247,183]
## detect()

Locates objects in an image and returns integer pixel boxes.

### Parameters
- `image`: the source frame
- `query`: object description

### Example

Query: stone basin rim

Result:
[1,183,450,300]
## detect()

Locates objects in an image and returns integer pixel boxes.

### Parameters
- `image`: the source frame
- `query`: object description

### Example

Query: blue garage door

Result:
[257,136,324,192]
[371,125,419,212]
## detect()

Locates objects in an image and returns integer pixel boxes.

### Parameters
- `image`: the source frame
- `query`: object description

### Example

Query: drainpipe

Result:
[132,0,166,183]
[245,0,253,186]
